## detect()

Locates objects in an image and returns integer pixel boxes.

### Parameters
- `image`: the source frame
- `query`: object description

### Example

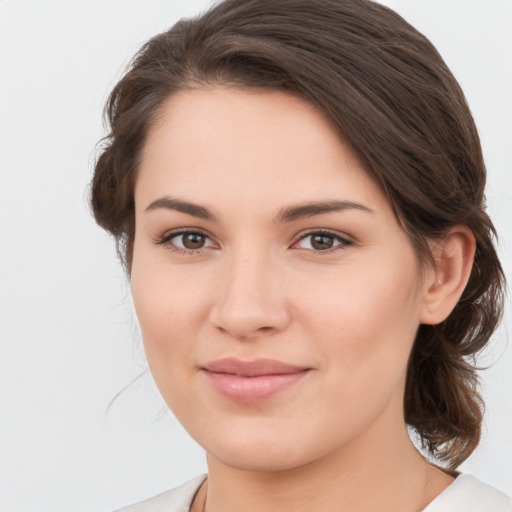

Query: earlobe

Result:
[419,225,476,325]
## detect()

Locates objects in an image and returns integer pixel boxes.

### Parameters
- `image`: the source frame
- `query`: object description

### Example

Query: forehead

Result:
[136,87,388,216]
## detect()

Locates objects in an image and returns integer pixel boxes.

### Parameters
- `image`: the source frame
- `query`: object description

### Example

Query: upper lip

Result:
[202,358,310,377]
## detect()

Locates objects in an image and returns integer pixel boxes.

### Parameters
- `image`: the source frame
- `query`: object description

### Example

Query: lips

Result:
[201,358,310,403]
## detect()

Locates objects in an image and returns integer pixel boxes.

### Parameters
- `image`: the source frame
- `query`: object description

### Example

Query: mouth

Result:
[200,358,311,404]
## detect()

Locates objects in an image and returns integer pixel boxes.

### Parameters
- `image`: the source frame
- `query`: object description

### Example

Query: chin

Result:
[208,443,311,473]
[195,419,350,474]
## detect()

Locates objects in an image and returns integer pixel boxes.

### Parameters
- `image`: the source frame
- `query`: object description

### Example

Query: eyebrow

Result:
[145,197,218,221]
[144,196,373,223]
[275,200,374,223]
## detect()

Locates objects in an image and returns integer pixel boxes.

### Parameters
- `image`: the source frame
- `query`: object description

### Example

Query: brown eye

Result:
[157,230,216,253]
[295,231,352,252]
[181,233,206,249]
[311,234,335,250]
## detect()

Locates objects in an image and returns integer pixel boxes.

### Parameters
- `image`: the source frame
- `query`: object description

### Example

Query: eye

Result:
[294,231,352,252]
[156,229,217,253]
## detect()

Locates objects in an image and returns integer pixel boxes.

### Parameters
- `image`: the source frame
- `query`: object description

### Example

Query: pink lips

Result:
[201,358,310,403]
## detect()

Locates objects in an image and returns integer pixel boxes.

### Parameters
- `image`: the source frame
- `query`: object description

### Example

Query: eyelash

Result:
[155,229,216,255]
[293,230,354,253]
[155,229,353,255]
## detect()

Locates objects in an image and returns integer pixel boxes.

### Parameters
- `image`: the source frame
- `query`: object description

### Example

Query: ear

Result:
[419,224,476,325]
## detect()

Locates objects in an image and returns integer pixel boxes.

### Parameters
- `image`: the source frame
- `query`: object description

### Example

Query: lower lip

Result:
[202,370,309,403]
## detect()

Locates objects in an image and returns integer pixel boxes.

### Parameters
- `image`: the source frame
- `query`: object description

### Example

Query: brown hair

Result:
[91,0,505,468]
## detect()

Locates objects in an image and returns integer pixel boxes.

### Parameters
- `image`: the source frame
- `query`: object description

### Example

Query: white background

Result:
[0,1,510,510]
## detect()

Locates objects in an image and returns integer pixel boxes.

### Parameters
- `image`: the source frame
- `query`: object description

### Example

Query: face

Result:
[131,87,430,472]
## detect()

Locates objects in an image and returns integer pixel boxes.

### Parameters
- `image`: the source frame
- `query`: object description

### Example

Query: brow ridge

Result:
[144,197,216,221]
[275,200,373,223]
[144,197,372,223]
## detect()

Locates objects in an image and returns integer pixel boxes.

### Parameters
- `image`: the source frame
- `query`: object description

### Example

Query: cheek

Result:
[299,253,422,389]
[131,241,211,332]
[130,254,209,395]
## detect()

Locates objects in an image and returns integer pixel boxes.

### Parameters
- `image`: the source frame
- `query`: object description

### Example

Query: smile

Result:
[201,358,311,403]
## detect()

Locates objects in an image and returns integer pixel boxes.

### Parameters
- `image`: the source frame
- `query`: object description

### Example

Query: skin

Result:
[131,88,475,512]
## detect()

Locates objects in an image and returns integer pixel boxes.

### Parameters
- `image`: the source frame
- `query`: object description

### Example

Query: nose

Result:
[209,248,291,340]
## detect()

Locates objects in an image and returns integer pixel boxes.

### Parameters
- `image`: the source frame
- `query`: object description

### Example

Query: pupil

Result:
[183,233,205,249]
[312,234,334,250]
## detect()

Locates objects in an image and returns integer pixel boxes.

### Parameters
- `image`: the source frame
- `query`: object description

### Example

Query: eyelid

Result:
[154,227,218,253]
[155,227,208,243]
[291,229,354,251]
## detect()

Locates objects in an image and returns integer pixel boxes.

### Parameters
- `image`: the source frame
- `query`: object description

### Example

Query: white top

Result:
[114,473,512,511]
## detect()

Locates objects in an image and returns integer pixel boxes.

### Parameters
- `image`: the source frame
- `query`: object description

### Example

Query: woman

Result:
[91,0,510,510]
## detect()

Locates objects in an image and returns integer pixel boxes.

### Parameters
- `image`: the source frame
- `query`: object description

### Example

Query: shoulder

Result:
[423,473,512,511]
[113,475,207,512]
